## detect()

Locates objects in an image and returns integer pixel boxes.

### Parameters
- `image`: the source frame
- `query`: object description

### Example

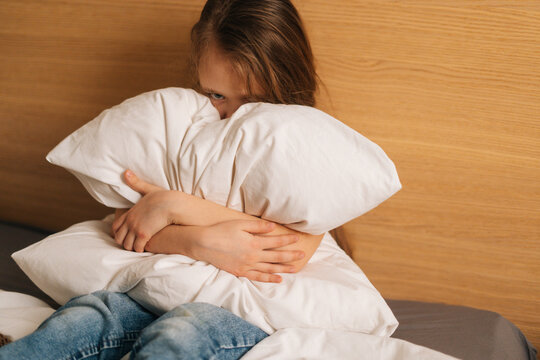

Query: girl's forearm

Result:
[146,222,321,271]
[166,191,324,268]
[144,224,200,256]
[168,191,252,226]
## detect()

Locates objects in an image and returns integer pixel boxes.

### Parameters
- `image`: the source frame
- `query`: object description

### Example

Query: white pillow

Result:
[12,215,398,336]
[45,88,401,235]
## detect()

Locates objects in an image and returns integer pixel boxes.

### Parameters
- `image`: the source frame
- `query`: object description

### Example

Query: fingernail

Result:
[125,170,132,178]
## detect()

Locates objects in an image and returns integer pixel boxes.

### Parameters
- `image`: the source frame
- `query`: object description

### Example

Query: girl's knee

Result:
[167,302,230,323]
[67,291,130,310]
[61,291,130,320]
[89,290,127,302]
[167,303,266,338]
[178,302,223,314]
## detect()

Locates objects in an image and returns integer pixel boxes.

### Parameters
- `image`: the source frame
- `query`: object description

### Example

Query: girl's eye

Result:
[209,93,225,101]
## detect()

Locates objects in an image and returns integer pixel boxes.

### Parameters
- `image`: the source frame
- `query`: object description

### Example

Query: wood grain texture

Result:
[1,0,538,350]
[0,0,202,229]
[297,0,540,348]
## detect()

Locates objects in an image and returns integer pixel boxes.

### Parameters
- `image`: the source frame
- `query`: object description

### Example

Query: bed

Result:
[0,0,538,359]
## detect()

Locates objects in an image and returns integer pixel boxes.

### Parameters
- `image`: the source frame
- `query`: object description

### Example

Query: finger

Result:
[255,234,299,249]
[144,239,154,253]
[112,211,127,234]
[254,262,297,274]
[244,270,282,284]
[259,249,305,263]
[133,234,148,253]
[241,220,276,234]
[114,224,128,245]
[124,169,163,195]
[122,231,136,251]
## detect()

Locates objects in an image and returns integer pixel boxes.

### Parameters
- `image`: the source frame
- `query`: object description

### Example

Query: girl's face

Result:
[198,43,263,119]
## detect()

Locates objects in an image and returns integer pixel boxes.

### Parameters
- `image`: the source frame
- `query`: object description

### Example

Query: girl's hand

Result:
[112,170,182,252]
[193,220,305,283]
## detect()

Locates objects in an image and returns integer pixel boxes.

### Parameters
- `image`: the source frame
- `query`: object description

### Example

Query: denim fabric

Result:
[0,291,267,360]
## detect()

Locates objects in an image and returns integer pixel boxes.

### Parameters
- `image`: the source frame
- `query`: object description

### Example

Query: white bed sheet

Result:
[0,291,54,341]
[243,328,458,359]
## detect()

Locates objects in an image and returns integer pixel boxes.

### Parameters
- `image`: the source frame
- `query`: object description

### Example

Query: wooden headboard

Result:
[1,0,538,349]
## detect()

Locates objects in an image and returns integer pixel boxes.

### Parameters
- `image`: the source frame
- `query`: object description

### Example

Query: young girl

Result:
[0,0,323,358]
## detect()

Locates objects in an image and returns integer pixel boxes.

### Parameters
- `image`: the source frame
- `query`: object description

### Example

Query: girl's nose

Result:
[217,103,237,120]
[214,100,245,120]
[219,108,229,119]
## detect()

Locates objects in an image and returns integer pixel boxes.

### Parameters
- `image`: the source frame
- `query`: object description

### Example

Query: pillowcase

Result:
[45,88,401,235]
[12,215,398,336]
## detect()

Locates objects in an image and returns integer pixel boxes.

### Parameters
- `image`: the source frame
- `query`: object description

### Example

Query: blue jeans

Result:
[0,291,268,359]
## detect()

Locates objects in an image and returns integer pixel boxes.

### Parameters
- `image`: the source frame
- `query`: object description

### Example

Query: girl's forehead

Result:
[198,43,263,98]
[199,49,243,90]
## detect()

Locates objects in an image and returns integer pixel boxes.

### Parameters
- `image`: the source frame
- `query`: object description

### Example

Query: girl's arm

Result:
[113,170,323,283]
[147,222,321,283]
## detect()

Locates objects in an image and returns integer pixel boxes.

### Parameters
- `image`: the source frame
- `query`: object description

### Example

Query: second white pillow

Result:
[12,215,399,336]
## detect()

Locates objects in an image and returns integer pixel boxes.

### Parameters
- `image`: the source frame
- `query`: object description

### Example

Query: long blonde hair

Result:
[191,0,318,106]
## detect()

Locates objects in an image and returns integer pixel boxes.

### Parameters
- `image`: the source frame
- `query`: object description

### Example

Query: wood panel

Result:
[297,0,540,348]
[0,0,203,229]
[1,0,538,350]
